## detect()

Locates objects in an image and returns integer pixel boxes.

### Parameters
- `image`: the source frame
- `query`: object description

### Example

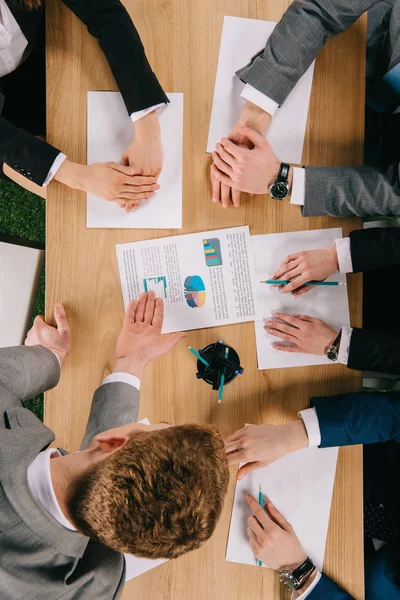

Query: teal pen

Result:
[258,485,263,567]
[187,345,211,368]
[261,279,345,287]
[217,347,229,404]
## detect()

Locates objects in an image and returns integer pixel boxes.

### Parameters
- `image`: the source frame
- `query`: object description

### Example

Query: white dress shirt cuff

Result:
[338,326,353,366]
[240,84,279,117]
[42,153,67,186]
[102,372,141,390]
[292,571,322,599]
[130,103,165,124]
[290,167,305,206]
[299,407,321,447]
[335,238,353,273]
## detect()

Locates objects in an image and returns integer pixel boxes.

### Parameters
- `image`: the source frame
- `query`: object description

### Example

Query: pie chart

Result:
[184,275,206,308]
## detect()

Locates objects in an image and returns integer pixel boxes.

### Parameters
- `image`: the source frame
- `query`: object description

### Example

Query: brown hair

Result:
[21,0,42,8]
[69,424,229,559]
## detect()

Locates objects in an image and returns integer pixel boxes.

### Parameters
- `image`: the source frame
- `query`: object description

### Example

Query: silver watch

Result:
[325,331,342,362]
[279,557,315,591]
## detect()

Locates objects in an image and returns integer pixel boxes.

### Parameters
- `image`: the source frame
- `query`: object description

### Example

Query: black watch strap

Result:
[292,557,314,582]
[278,163,290,181]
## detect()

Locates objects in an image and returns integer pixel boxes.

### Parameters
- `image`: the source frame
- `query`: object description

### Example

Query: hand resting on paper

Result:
[270,247,339,297]
[25,303,71,365]
[120,111,163,213]
[265,313,338,355]
[210,101,272,208]
[114,291,186,379]
[225,421,308,480]
[54,159,159,207]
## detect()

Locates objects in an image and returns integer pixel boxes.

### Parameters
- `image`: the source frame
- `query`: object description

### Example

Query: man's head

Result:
[68,422,229,559]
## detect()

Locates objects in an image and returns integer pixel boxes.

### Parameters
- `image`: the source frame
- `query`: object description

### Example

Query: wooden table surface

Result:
[45,1,366,598]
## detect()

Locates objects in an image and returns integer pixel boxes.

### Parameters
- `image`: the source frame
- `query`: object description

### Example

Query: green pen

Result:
[258,485,263,567]
[217,347,229,404]
[187,345,211,368]
[261,279,345,287]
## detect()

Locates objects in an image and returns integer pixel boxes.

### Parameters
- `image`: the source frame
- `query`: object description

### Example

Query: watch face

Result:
[326,348,338,361]
[270,181,289,199]
[279,571,298,591]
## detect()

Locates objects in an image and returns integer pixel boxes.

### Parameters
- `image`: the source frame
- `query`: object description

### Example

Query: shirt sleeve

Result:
[293,571,322,600]
[335,238,353,273]
[42,153,67,186]
[299,407,321,447]
[290,167,305,205]
[102,372,141,391]
[338,326,353,366]
[240,84,279,117]
[130,102,166,124]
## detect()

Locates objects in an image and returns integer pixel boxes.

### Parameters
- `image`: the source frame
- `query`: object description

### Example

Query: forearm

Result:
[303,164,400,217]
[311,391,400,447]
[0,346,60,406]
[347,328,400,375]
[236,0,373,105]
[61,0,168,114]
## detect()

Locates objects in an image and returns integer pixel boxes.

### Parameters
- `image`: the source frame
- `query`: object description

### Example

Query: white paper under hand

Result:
[87,92,183,229]
[207,16,315,165]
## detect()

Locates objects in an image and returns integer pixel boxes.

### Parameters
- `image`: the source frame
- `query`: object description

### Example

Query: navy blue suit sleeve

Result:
[307,574,355,599]
[347,328,400,375]
[349,228,400,272]
[311,392,400,447]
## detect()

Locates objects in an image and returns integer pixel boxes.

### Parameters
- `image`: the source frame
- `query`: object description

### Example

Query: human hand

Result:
[211,102,271,208]
[246,494,307,571]
[114,291,186,378]
[265,313,338,355]
[25,303,70,364]
[225,421,308,479]
[271,246,339,296]
[54,159,159,207]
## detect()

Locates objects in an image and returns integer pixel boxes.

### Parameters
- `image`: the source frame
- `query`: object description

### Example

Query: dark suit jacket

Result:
[306,391,400,599]
[343,228,400,375]
[0,0,168,186]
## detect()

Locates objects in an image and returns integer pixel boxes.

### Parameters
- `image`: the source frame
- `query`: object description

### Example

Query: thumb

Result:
[54,303,69,336]
[108,162,138,176]
[163,331,186,353]
[237,461,264,480]
[266,499,292,532]
[237,125,267,148]
[33,315,46,328]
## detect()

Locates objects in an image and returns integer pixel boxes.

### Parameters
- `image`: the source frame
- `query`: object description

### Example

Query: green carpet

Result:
[0,179,45,420]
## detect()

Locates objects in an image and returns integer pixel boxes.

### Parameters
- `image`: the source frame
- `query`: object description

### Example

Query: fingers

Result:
[272,343,299,352]
[121,183,159,193]
[54,303,69,336]
[225,427,246,445]
[291,313,314,322]
[144,290,156,324]
[134,293,147,322]
[211,164,234,188]
[212,151,234,177]
[215,142,236,167]
[33,315,45,326]
[236,125,267,148]
[266,499,292,532]
[211,168,221,204]
[221,183,231,208]
[293,285,315,298]
[237,461,264,480]
[246,494,273,530]
[272,313,306,328]
[231,188,241,208]
[281,274,309,294]
[265,321,299,341]
[124,300,137,326]
[220,137,245,159]
[108,162,139,176]
[151,297,164,331]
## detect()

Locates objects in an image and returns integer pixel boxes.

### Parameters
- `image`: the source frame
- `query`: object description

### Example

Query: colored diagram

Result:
[143,276,167,298]
[203,238,223,267]
[184,275,206,308]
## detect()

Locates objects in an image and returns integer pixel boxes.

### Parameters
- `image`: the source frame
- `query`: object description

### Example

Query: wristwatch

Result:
[279,557,316,591]
[325,330,342,362]
[270,163,290,200]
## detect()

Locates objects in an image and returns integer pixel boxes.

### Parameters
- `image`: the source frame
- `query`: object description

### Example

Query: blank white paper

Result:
[123,418,168,581]
[207,16,315,164]
[87,92,183,229]
[226,441,338,572]
[252,229,350,370]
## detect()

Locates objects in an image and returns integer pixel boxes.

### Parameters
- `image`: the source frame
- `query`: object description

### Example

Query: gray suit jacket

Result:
[0,345,140,600]
[236,0,400,217]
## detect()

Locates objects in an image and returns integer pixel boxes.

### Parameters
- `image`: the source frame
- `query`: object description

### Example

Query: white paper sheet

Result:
[226,440,338,572]
[116,226,257,334]
[252,229,350,370]
[123,419,168,580]
[87,92,183,229]
[207,16,315,164]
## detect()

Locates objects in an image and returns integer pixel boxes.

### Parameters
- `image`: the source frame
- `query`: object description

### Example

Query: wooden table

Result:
[46,1,366,598]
